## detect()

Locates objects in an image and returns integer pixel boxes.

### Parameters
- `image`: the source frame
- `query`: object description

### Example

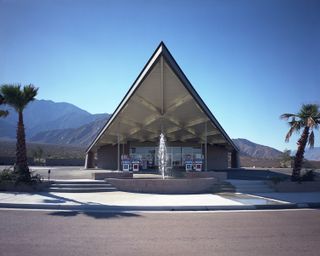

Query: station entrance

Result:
[123,145,203,171]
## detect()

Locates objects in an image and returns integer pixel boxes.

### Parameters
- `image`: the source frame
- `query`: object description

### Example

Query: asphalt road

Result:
[0,209,319,256]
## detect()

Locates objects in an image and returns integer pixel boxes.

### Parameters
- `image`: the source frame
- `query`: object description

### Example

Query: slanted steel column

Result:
[160,56,165,135]
[117,133,120,171]
[160,56,164,115]
[85,151,94,169]
[205,121,208,171]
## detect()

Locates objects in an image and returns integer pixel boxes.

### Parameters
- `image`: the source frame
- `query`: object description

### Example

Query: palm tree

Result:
[281,104,320,181]
[0,84,38,182]
[0,94,8,117]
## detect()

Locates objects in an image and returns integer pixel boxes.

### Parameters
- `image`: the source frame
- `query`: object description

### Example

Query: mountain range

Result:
[0,99,109,140]
[30,117,108,147]
[293,147,320,161]
[232,138,283,159]
[1,99,320,161]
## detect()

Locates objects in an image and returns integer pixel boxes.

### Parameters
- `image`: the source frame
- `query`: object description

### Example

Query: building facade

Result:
[85,42,239,171]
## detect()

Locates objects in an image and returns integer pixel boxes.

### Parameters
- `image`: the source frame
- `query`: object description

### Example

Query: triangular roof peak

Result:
[87,42,238,153]
[157,40,167,48]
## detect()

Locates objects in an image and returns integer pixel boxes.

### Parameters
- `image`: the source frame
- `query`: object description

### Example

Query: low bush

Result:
[300,170,315,182]
[0,167,43,185]
[0,167,18,183]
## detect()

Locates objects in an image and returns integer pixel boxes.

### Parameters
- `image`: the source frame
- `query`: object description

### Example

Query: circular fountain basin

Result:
[106,177,218,194]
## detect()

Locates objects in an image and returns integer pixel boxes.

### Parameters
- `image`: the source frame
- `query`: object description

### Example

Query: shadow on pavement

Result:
[40,193,145,218]
[253,192,320,205]
[48,211,142,219]
[223,169,290,180]
[220,192,284,205]
[38,192,85,205]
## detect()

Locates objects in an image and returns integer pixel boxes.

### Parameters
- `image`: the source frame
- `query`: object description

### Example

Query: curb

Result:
[0,202,319,212]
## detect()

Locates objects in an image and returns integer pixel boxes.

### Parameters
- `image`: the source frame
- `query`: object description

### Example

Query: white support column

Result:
[160,56,165,135]
[84,151,94,169]
[85,153,89,169]
[160,56,164,116]
[205,121,208,171]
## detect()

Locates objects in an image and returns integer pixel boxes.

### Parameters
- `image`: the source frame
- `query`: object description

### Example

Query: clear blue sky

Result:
[0,0,319,151]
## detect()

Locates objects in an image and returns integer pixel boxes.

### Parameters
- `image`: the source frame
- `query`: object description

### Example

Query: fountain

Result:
[158,133,167,179]
[106,133,219,193]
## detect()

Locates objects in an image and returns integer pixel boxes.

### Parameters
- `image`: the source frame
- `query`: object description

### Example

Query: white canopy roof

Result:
[87,42,238,153]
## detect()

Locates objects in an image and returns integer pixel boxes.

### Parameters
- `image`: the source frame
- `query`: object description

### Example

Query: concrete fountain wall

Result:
[184,171,227,181]
[92,171,133,180]
[106,177,218,194]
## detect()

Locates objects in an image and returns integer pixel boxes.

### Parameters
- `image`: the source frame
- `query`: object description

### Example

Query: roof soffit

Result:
[87,42,238,152]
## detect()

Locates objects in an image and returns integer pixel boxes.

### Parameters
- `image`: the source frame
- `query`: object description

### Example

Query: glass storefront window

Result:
[129,146,203,169]
[182,147,193,164]
[171,147,182,167]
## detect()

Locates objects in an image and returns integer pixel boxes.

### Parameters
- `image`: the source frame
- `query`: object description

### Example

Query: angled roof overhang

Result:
[86,42,238,153]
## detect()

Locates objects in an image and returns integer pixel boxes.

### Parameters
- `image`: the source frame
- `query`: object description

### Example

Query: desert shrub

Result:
[30,172,43,184]
[0,167,42,185]
[300,170,315,182]
[0,167,18,183]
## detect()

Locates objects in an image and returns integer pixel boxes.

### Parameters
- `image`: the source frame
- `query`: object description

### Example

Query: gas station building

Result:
[85,42,239,171]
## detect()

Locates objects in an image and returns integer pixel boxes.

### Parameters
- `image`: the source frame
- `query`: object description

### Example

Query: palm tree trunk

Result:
[15,111,30,181]
[292,126,309,181]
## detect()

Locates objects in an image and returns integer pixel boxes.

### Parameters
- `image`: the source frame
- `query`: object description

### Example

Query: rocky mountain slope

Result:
[300,147,320,161]
[0,139,85,159]
[0,99,108,138]
[30,117,108,147]
[233,138,282,159]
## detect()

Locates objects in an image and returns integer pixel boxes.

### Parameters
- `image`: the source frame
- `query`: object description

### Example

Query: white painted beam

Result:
[165,94,193,113]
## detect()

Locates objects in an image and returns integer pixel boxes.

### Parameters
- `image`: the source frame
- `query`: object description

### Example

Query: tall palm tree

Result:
[281,104,320,181]
[0,84,38,182]
[0,94,8,117]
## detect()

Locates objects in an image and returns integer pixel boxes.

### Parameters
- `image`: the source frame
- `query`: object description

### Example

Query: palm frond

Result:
[0,84,38,112]
[0,93,8,117]
[280,113,297,120]
[0,94,5,104]
[299,104,320,120]
[23,84,38,103]
[0,84,23,111]
[285,125,296,142]
[0,110,8,117]
[288,117,298,126]
[307,117,316,128]
[295,121,303,132]
[308,130,315,148]
[315,114,320,125]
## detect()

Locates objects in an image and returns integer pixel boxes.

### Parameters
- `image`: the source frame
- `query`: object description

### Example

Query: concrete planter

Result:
[92,171,133,180]
[0,181,51,192]
[107,177,218,194]
[268,181,320,192]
